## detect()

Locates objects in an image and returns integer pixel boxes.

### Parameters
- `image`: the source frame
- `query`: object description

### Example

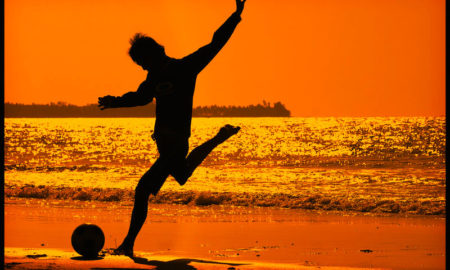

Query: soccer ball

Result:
[71,223,105,258]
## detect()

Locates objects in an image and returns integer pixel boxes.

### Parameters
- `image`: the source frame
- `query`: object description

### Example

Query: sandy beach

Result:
[4,198,445,270]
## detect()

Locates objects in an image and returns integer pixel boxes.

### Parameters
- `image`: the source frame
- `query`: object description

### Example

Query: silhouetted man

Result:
[98,0,246,256]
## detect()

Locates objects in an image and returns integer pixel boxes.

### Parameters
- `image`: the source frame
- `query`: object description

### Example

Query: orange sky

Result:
[4,0,445,116]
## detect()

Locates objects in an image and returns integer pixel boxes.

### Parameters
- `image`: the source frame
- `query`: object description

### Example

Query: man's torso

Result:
[148,58,198,139]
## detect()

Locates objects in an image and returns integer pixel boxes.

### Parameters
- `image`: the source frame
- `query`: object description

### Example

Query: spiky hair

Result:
[128,33,165,65]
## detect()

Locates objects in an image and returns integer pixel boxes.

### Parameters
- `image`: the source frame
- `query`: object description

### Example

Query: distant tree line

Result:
[4,101,291,118]
[192,101,290,117]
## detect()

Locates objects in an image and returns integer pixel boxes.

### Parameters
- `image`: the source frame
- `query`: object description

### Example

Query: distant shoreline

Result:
[4,101,291,118]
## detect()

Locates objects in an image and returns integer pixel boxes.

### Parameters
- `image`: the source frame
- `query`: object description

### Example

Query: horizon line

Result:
[4,102,444,117]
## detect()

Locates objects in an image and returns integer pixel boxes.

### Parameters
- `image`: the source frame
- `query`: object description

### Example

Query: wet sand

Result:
[4,198,445,270]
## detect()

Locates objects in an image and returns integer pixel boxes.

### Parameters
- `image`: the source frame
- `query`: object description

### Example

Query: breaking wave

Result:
[4,184,445,216]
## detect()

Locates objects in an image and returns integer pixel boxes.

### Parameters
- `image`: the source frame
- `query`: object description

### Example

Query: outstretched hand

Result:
[235,0,246,16]
[98,95,117,110]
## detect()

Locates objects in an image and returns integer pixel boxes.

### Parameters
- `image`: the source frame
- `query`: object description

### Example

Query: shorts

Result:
[141,133,189,195]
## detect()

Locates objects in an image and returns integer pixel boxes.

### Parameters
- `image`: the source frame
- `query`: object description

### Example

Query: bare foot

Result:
[216,124,240,144]
[111,244,134,257]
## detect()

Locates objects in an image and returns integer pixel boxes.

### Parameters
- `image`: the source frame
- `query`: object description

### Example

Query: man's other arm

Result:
[98,81,154,110]
[183,0,246,74]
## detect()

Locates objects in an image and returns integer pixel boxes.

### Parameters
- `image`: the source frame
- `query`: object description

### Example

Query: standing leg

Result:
[173,124,240,185]
[115,158,170,256]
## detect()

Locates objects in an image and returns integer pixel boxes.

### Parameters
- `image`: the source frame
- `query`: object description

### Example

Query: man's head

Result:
[128,33,166,70]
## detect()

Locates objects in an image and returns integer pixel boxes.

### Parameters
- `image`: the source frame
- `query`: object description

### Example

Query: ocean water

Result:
[4,117,445,215]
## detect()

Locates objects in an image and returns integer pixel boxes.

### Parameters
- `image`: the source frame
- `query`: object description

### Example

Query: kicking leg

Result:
[174,124,240,185]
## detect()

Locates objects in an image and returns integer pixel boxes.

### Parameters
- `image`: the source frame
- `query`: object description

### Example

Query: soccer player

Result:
[98,0,246,256]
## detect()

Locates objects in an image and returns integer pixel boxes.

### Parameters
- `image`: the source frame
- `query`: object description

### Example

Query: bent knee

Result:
[135,182,152,197]
[176,177,188,186]
[173,174,189,186]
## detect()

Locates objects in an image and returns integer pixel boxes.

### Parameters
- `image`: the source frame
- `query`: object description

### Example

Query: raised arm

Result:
[183,0,246,74]
[98,81,154,110]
